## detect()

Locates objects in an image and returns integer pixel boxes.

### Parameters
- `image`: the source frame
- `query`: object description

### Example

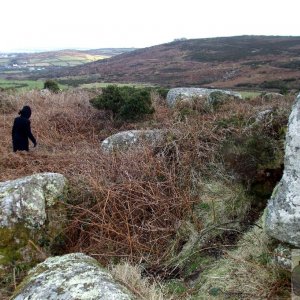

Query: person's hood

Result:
[19,106,31,119]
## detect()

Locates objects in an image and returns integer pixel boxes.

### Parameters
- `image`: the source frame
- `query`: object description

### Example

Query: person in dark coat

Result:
[12,105,37,152]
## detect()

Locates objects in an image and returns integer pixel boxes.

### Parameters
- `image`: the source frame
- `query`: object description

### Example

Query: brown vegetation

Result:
[0,88,296,298]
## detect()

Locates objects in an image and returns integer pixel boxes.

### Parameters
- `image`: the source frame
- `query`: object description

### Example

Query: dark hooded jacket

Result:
[12,106,37,152]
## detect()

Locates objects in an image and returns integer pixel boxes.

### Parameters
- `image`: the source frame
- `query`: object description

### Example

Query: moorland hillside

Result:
[45,35,300,90]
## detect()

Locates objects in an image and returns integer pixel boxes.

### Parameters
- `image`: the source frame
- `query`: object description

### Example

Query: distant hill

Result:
[0,48,136,77]
[48,36,300,90]
[85,48,137,56]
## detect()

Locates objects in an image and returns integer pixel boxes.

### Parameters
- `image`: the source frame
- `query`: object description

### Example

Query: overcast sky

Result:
[1,0,300,52]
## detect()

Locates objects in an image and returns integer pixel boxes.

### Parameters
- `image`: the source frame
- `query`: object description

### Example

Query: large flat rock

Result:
[101,129,165,152]
[166,87,242,107]
[12,253,132,300]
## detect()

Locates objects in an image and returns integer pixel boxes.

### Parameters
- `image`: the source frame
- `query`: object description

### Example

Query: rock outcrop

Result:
[166,87,242,108]
[12,253,132,300]
[0,173,66,228]
[101,129,165,152]
[263,92,284,100]
[264,93,300,247]
[254,109,274,123]
[0,173,67,273]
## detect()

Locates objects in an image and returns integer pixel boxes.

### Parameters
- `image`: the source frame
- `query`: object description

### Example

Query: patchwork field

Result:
[0,48,135,78]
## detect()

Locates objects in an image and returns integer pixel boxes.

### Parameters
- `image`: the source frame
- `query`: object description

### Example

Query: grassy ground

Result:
[80,82,154,89]
[0,78,153,91]
[0,79,67,91]
[0,88,296,299]
[239,90,262,99]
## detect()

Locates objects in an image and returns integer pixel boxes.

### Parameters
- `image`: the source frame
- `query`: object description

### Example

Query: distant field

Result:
[0,79,67,91]
[0,78,151,91]
[0,77,268,99]
[0,78,266,101]
[239,90,262,99]
[25,54,106,67]
[0,51,108,78]
[79,82,153,89]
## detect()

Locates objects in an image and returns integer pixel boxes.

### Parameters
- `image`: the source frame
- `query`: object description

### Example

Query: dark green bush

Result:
[208,91,231,109]
[260,80,289,94]
[154,87,169,99]
[90,85,154,121]
[221,118,286,203]
[44,79,60,93]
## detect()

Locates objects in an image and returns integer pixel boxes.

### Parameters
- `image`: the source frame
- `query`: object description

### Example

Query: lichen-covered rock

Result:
[166,87,242,108]
[272,244,291,270]
[12,253,132,300]
[263,92,284,100]
[0,173,67,272]
[264,93,300,247]
[254,109,274,123]
[0,173,66,228]
[101,129,165,152]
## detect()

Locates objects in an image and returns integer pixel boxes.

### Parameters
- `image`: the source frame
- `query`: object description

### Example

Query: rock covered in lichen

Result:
[12,253,132,300]
[263,92,284,100]
[0,173,67,272]
[101,129,165,152]
[264,93,300,247]
[272,244,292,270]
[166,87,242,108]
[0,172,67,228]
[254,109,274,123]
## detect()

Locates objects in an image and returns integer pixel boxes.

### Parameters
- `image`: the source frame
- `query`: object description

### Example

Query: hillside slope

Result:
[0,48,135,77]
[52,36,300,89]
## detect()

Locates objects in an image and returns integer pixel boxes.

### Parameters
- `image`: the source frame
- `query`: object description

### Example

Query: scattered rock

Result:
[272,244,291,270]
[166,87,242,108]
[0,173,67,273]
[264,93,300,247]
[254,109,274,123]
[101,129,166,152]
[263,92,284,100]
[39,89,52,98]
[249,109,275,127]
[12,253,132,300]
[0,173,67,228]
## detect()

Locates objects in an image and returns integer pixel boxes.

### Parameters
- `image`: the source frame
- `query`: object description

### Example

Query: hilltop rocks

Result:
[101,129,166,152]
[264,93,300,247]
[0,173,67,271]
[166,87,242,108]
[12,253,132,300]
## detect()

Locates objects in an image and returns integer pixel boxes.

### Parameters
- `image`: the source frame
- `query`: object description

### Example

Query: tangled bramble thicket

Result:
[0,88,295,299]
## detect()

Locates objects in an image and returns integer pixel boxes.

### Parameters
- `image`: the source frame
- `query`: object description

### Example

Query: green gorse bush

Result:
[44,79,61,93]
[90,85,154,121]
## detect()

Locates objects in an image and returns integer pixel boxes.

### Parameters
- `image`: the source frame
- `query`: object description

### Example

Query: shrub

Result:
[90,85,154,121]
[153,87,169,99]
[90,85,123,117]
[44,79,60,93]
[208,91,231,109]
